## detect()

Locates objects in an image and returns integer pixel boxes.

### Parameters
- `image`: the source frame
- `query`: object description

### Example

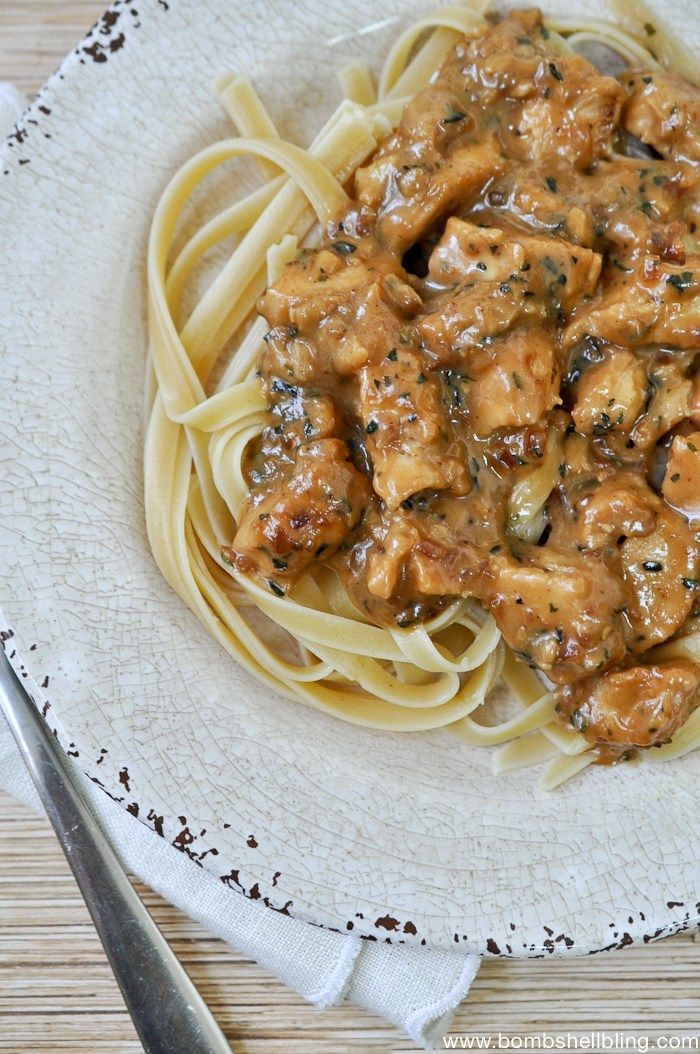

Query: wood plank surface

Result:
[1,792,698,1054]
[0,4,698,1053]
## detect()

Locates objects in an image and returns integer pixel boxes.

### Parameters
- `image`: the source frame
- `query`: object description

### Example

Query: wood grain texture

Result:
[0,792,699,1054]
[0,4,698,1053]
[0,2,109,94]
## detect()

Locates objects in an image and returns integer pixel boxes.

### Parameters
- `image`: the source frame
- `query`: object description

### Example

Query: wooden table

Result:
[0,4,698,1052]
[1,792,698,1054]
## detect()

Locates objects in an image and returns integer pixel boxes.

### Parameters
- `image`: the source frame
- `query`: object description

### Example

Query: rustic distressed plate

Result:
[1,0,698,955]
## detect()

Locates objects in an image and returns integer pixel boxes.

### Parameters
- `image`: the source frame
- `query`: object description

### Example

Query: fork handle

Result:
[0,650,233,1054]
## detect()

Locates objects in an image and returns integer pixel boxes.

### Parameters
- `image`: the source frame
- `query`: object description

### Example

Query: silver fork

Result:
[0,648,234,1054]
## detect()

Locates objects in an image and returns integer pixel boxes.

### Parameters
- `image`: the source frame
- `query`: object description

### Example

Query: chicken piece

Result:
[458,9,623,168]
[630,360,696,451]
[365,521,418,600]
[364,506,491,602]
[365,524,486,601]
[385,80,478,160]
[457,7,548,104]
[354,288,470,508]
[457,326,560,438]
[407,537,485,598]
[418,282,537,361]
[359,353,470,508]
[425,218,530,286]
[622,71,700,165]
[483,157,694,252]
[552,471,659,553]
[516,53,624,170]
[662,431,700,524]
[260,248,366,331]
[571,347,647,436]
[488,547,627,683]
[354,76,479,211]
[601,162,700,259]
[259,252,371,384]
[356,139,505,254]
[566,256,700,349]
[514,183,596,247]
[381,273,423,316]
[650,220,689,264]
[426,217,602,308]
[262,388,341,443]
[246,390,345,490]
[260,330,322,388]
[229,439,370,584]
[259,247,417,382]
[418,219,601,360]
[538,236,605,312]
[556,661,700,750]
[300,392,340,438]
[620,505,700,652]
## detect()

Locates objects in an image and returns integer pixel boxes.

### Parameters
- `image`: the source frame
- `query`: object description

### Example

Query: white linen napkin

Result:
[0,80,480,1050]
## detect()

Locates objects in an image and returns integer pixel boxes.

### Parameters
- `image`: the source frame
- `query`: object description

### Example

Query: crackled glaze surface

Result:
[0,0,698,954]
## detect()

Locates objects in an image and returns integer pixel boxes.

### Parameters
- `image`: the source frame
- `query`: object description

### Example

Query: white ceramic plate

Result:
[1,0,698,955]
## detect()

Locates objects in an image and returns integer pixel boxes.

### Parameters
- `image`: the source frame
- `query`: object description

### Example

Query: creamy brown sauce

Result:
[228,8,700,757]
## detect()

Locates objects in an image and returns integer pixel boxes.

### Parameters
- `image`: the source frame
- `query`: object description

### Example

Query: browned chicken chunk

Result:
[556,661,700,750]
[551,471,659,553]
[631,360,696,451]
[566,256,700,349]
[259,248,405,381]
[460,326,560,437]
[418,218,601,361]
[622,71,700,164]
[353,288,470,507]
[424,217,602,299]
[516,53,624,169]
[355,139,504,254]
[620,505,700,652]
[570,347,647,436]
[662,431,700,524]
[360,351,470,507]
[487,548,627,684]
[229,439,370,584]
